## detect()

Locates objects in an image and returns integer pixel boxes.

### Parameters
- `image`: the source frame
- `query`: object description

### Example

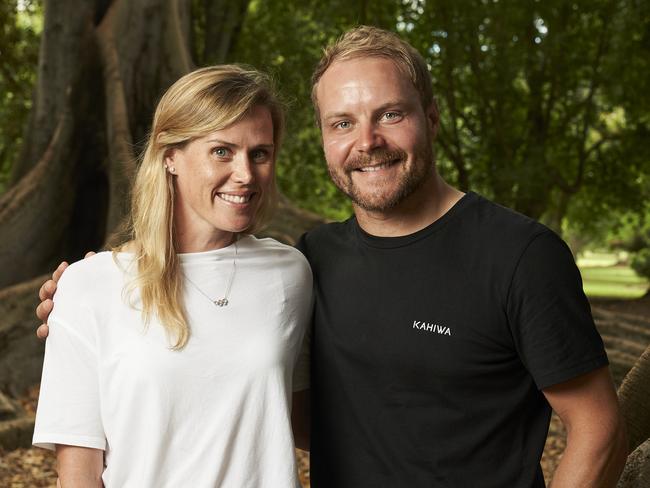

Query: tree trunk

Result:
[618,344,650,453]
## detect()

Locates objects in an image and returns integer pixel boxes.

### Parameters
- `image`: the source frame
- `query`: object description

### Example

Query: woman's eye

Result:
[212,147,229,158]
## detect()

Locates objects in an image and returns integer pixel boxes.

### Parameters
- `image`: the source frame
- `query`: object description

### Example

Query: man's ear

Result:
[426,102,440,139]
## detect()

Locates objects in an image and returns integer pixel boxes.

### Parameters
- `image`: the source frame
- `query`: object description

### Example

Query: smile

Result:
[217,193,253,204]
[356,159,399,172]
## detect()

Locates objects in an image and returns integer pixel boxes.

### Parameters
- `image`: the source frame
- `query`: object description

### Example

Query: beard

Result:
[328,144,434,212]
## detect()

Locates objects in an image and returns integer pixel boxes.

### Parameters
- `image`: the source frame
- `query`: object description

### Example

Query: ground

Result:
[1,294,648,487]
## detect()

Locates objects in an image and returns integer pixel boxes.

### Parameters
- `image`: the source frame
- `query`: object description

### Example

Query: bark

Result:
[203,0,250,64]
[618,344,650,453]
[10,0,96,183]
[618,438,650,488]
[0,276,46,396]
[95,0,194,234]
[261,195,327,245]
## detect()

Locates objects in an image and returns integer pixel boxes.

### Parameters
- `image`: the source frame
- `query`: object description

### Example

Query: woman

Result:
[32,65,312,487]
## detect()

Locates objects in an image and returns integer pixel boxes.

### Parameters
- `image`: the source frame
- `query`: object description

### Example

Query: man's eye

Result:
[382,112,401,122]
[334,121,351,130]
[252,150,270,162]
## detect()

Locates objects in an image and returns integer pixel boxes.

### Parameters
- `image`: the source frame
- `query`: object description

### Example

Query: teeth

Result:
[359,162,391,172]
[218,193,252,204]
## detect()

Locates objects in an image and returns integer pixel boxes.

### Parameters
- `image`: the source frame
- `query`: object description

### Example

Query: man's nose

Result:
[355,122,385,153]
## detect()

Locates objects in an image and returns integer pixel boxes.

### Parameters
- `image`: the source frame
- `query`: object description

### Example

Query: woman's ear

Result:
[164,148,178,174]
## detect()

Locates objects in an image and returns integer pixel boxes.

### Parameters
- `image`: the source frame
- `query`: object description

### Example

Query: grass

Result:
[577,252,649,299]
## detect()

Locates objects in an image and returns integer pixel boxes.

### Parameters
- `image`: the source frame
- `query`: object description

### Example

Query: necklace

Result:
[184,240,237,307]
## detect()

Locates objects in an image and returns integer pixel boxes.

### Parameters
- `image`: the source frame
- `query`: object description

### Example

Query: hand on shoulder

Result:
[35,251,97,339]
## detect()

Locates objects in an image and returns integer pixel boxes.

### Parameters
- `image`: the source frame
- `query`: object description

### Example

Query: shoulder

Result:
[295,219,353,259]
[468,193,548,236]
[463,193,554,254]
[56,251,128,298]
[241,235,312,277]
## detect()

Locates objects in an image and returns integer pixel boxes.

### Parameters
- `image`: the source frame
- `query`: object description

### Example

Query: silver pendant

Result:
[214,298,229,307]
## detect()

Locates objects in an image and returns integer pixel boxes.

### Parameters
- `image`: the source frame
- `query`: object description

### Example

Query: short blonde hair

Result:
[125,65,284,349]
[311,25,435,124]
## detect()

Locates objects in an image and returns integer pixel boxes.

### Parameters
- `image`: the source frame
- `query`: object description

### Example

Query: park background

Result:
[0,0,649,486]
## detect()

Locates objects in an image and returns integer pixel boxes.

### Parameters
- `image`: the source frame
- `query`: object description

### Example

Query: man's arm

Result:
[292,389,310,451]
[56,445,104,487]
[544,366,628,487]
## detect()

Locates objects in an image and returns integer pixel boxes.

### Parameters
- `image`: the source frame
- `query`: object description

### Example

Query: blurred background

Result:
[0,0,649,486]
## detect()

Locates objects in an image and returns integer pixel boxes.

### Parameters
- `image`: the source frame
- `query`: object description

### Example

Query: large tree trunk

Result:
[618,345,650,487]
[619,344,650,443]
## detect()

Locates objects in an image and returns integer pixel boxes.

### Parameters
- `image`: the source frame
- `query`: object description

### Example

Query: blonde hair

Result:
[121,65,284,349]
[311,25,435,124]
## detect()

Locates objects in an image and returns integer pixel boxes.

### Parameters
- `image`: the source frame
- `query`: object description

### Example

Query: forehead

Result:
[199,105,274,142]
[316,57,417,116]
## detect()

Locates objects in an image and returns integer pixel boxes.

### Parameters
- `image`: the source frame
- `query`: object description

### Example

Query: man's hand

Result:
[35,252,95,339]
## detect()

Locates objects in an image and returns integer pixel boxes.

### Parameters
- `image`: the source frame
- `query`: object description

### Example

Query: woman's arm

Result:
[56,445,104,488]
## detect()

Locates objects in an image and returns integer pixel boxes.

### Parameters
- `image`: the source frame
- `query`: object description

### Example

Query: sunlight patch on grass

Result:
[579,264,648,299]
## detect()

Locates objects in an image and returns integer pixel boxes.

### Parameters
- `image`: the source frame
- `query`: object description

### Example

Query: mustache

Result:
[344,148,407,171]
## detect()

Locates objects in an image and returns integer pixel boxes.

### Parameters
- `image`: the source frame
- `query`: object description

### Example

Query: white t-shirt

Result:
[33,236,313,488]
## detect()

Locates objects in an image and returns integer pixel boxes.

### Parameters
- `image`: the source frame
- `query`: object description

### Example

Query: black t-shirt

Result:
[297,192,608,488]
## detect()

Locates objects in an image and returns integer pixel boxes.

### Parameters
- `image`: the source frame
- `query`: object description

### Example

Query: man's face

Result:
[315,57,437,212]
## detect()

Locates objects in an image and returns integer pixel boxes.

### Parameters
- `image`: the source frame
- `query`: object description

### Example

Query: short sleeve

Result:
[506,231,608,390]
[33,269,105,451]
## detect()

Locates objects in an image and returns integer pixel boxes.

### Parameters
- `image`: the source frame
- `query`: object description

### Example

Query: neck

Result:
[173,217,236,254]
[354,172,465,237]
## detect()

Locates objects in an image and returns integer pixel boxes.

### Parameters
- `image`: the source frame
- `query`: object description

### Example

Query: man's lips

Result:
[353,158,400,172]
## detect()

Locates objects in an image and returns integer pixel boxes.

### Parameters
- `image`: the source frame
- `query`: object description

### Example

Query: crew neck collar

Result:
[353,192,478,249]
[178,235,248,263]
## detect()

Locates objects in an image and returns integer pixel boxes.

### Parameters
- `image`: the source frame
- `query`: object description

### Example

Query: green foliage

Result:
[229,0,650,227]
[0,0,41,193]
[2,0,649,234]
[608,209,650,281]
[631,248,650,282]
[406,0,650,230]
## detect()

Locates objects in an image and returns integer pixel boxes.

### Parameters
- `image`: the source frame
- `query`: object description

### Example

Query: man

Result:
[38,26,627,487]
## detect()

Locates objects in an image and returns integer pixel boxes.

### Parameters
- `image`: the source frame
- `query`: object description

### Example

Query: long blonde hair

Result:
[121,65,284,349]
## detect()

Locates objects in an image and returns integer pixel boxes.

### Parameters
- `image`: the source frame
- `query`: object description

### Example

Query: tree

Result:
[407,0,650,232]
[0,0,41,193]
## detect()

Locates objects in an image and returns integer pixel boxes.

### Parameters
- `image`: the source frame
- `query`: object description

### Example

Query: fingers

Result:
[36,323,50,340]
[38,280,57,301]
[84,251,96,259]
[52,261,69,283]
[36,298,54,322]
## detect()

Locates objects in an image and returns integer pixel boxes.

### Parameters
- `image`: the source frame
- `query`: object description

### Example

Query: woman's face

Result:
[166,105,275,252]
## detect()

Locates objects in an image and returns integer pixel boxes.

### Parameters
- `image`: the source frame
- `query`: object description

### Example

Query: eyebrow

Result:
[205,139,274,149]
[322,99,413,122]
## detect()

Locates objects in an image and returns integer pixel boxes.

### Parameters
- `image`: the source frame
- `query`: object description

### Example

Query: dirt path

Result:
[2,297,648,487]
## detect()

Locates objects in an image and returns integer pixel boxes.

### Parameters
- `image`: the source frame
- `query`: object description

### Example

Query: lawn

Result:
[577,252,649,299]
